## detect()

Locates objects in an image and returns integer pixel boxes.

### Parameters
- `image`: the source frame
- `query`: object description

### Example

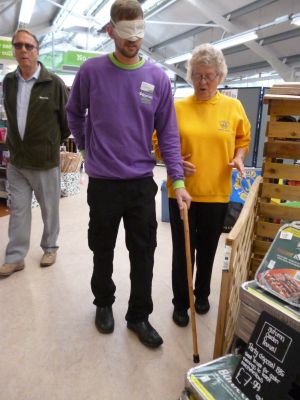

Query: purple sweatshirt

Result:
[66,53,184,182]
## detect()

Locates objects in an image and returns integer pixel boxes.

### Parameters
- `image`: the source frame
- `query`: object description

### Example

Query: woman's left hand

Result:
[182,154,196,176]
[229,156,246,179]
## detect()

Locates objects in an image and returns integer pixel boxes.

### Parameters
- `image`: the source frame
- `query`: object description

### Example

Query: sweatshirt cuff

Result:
[80,149,85,159]
[172,180,185,190]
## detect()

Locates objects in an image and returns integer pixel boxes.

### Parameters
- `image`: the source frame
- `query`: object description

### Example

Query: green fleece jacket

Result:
[3,62,70,170]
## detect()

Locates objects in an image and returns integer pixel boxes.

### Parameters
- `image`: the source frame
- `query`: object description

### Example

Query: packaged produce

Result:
[255,222,300,307]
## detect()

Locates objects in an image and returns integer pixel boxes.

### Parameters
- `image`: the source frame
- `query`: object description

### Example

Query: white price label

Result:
[223,245,231,271]
[280,231,293,240]
[267,260,276,269]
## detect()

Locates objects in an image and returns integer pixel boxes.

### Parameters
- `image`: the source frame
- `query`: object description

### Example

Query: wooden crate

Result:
[214,91,300,357]
[214,176,261,357]
[251,94,300,278]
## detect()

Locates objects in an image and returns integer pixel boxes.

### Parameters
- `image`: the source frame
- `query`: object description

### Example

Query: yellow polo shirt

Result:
[167,91,251,202]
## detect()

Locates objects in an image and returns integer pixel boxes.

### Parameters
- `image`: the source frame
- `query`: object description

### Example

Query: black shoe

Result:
[95,306,114,334]
[127,320,163,348]
[172,308,189,327]
[195,298,210,315]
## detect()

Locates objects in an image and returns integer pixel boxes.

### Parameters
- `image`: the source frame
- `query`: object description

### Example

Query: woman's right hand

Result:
[182,154,196,176]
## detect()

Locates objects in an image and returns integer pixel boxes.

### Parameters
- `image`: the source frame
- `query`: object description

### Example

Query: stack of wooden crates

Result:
[214,83,300,358]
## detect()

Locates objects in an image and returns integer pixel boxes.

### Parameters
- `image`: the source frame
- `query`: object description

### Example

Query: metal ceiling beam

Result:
[187,0,292,80]
[29,22,55,38]
[257,27,300,46]
[149,0,278,51]
[227,53,300,75]
[0,0,20,35]
[0,0,17,17]
[144,0,178,19]
[245,41,292,80]
[162,27,300,66]
[221,27,300,56]
[141,45,187,81]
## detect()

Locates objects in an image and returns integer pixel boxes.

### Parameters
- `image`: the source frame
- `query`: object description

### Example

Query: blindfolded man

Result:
[66,0,191,349]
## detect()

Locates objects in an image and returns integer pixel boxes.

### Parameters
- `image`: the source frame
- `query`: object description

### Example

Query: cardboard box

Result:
[239,281,300,333]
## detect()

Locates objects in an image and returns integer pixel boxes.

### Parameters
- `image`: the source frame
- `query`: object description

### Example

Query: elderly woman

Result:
[168,43,251,327]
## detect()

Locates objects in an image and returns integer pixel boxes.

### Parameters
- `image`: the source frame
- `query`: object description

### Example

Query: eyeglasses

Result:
[13,42,37,51]
[192,73,218,82]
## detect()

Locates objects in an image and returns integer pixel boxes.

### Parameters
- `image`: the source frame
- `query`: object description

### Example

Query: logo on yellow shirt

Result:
[218,120,230,132]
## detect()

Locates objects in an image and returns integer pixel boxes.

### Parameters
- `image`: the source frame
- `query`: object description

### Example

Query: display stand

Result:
[233,311,300,399]
[214,85,300,358]
[236,280,300,344]
[183,354,246,399]
[0,141,8,200]
[0,94,8,201]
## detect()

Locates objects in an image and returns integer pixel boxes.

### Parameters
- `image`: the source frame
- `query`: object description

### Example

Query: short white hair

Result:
[186,43,228,83]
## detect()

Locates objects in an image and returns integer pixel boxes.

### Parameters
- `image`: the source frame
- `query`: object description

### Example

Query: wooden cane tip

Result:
[193,354,200,363]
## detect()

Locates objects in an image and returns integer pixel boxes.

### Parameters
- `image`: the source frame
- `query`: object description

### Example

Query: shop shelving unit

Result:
[214,85,300,357]
[0,95,8,200]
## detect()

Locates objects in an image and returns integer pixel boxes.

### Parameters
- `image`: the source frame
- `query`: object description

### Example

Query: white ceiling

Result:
[1,0,300,86]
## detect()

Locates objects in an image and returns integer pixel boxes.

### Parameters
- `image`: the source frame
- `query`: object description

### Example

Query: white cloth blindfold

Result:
[111,19,145,41]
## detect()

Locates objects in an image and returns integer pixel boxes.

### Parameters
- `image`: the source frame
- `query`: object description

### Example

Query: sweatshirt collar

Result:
[192,90,220,105]
[108,53,145,70]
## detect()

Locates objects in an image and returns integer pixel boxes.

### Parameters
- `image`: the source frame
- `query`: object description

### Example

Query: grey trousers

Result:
[5,163,60,263]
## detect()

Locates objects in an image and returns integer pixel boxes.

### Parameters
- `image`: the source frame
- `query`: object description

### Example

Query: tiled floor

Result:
[0,166,226,400]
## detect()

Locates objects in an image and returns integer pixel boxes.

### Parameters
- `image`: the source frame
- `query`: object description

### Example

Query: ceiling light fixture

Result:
[213,30,258,50]
[163,14,294,67]
[19,0,36,25]
[165,52,192,65]
[164,30,257,64]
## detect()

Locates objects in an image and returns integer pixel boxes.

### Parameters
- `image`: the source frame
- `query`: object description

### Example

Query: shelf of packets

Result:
[179,355,247,400]
[236,221,300,344]
[60,151,83,197]
[179,347,300,399]
[179,348,300,399]
[235,280,300,345]
[178,222,300,400]
[229,221,300,400]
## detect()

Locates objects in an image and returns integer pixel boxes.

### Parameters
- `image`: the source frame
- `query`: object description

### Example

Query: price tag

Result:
[232,311,300,399]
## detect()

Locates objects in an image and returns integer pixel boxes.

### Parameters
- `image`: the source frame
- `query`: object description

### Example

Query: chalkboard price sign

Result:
[232,311,300,399]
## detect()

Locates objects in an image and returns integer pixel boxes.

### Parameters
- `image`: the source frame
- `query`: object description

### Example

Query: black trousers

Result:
[169,199,228,311]
[87,177,158,323]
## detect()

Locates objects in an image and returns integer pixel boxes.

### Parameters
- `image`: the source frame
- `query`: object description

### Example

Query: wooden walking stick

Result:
[181,202,200,363]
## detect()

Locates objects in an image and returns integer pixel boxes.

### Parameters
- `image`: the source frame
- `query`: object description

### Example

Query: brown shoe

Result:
[0,262,25,277]
[40,252,57,267]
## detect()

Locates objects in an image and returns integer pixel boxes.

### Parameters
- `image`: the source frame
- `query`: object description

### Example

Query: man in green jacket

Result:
[0,29,70,277]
